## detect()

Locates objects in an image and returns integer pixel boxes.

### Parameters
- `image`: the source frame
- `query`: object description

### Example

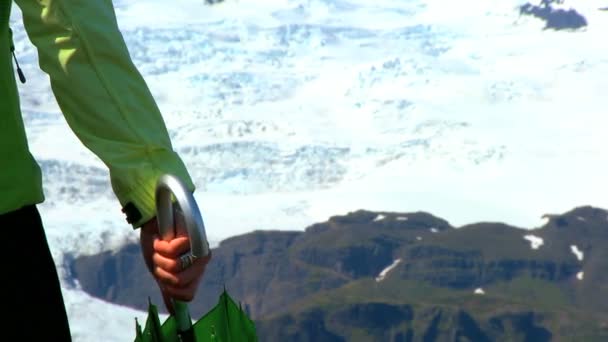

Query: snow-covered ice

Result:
[8,0,608,340]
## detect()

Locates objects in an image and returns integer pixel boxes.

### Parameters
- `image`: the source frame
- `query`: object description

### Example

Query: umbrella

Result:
[192,289,258,341]
[134,289,258,342]
[134,174,258,341]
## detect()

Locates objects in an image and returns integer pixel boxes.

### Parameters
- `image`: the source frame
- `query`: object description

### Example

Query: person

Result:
[1,1,211,340]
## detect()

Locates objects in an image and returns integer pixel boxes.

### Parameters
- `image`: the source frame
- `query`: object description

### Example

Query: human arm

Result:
[14,0,208,307]
[14,0,193,228]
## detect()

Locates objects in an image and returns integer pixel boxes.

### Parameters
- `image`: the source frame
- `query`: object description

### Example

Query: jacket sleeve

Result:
[14,0,195,228]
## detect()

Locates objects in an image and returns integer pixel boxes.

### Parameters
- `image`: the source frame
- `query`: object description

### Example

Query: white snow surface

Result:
[65,287,169,342]
[524,234,544,250]
[374,214,386,221]
[571,245,584,261]
[8,0,608,340]
[376,259,403,282]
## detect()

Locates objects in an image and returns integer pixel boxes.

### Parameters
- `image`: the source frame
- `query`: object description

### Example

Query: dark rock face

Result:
[296,238,399,278]
[71,206,608,341]
[70,243,160,309]
[455,311,492,342]
[488,312,552,342]
[294,210,453,279]
[399,245,579,288]
[185,230,349,318]
[422,310,442,342]
[256,309,346,342]
[332,303,414,331]
[520,0,588,30]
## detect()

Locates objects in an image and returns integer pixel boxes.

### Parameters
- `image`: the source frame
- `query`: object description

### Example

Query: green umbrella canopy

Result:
[135,290,258,342]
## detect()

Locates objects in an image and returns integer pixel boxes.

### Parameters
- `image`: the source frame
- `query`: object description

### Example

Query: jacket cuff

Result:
[112,150,195,229]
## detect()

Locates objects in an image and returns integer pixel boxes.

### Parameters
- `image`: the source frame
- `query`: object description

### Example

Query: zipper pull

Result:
[8,28,26,84]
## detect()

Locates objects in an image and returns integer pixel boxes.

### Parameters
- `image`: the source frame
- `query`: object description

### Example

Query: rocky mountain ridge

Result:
[71,205,608,341]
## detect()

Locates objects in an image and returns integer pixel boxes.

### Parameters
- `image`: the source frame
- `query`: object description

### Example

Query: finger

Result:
[153,265,180,287]
[153,252,181,274]
[153,236,191,258]
[153,253,210,287]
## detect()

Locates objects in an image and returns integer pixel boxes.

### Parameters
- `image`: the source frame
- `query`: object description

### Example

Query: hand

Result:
[140,217,211,314]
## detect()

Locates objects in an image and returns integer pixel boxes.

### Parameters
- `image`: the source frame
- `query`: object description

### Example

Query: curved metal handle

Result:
[155,174,210,258]
[155,174,209,339]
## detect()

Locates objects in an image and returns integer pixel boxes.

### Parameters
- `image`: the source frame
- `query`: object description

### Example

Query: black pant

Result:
[1,205,72,341]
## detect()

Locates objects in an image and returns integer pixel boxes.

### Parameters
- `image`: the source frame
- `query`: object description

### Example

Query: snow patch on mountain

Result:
[376,259,402,282]
[571,245,584,261]
[374,214,386,221]
[524,235,544,250]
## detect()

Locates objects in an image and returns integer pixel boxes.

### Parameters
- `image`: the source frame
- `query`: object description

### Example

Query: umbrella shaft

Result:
[174,300,193,332]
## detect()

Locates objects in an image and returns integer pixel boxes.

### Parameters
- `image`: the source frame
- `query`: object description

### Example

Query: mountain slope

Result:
[71,205,608,340]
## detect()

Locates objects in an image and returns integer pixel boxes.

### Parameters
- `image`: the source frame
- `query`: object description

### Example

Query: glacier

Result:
[8,0,608,340]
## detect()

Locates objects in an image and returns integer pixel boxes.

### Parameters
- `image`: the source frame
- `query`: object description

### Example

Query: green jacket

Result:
[1,0,195,228]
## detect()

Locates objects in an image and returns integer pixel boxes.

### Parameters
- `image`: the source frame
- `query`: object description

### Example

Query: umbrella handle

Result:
[155,174,210,334]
